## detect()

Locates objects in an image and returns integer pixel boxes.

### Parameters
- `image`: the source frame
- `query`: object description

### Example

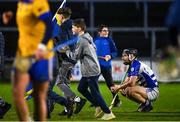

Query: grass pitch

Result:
[0,82,180,121]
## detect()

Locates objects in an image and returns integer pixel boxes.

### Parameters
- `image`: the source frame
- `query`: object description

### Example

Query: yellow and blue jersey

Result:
[16,0,53,58]
[14,0,54,83]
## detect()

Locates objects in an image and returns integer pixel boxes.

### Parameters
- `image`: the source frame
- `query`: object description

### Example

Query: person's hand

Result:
[110,84,120,93]
[35,44,48,60]
[58,46,70,53]
[104,55,111,61]
[2,11,13,25]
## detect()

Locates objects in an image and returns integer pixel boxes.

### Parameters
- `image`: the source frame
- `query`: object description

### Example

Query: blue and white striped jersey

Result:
[128,60,158,88]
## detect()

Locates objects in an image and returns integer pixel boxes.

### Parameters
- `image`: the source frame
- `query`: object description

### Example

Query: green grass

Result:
[0,82,180,121]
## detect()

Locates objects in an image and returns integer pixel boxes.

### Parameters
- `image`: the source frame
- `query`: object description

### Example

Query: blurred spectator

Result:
[158,0,180,80]
[94,24,121,107]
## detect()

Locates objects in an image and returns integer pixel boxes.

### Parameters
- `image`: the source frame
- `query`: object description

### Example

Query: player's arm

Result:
[35,12,53,60]
[39,12,53,45]
[118,76,138,89]
[74,39,84,60]
[111,75,138,92]
[104,39,117,61]
[33,1,53,59]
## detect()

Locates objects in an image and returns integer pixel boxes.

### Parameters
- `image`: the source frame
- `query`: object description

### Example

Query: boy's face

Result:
[72,25,80,35]
[98,27,109,37]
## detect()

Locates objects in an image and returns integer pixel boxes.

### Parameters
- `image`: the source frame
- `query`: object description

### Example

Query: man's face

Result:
[72,25,80,35]
[99,27,109,37]
[122,53,131,65]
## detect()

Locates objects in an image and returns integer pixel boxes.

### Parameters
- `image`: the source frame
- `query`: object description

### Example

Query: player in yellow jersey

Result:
[12,0,53,121]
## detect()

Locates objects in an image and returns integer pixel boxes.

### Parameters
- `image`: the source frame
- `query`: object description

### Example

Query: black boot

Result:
[74,98,86,114]
[0,102,11,119]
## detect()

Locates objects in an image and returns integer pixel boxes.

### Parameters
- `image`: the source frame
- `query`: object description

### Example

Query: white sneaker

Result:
[94,106,102,118]
[101,112,116,120]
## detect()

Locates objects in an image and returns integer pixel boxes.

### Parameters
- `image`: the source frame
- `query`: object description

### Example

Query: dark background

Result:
[0,1,172,58]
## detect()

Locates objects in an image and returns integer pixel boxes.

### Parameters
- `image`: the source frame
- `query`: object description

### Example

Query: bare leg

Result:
[12,70,30,121]
[33,81,49,121]
[125,86,147,104]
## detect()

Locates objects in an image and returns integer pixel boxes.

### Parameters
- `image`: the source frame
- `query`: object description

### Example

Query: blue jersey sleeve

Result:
[39,12,53,45]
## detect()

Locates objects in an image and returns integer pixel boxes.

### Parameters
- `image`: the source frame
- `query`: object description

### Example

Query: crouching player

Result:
[111,48,159,112]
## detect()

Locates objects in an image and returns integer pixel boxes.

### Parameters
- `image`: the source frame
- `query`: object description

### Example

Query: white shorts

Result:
[146,87,159,101]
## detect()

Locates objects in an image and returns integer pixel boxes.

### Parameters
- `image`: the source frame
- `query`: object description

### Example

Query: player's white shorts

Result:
[146,87,159,101]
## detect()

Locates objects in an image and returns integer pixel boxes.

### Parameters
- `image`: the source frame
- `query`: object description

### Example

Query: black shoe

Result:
[138,102,153,112]
[66,98,74,118]
[74,98,86,114]
[113,99,121,107]
[141,104,153,112]
[58,110,68,116]
[137,103,145,112]
[0,102,11,119]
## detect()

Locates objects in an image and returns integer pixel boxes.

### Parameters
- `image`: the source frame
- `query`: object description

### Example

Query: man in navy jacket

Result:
[94,24,120,107]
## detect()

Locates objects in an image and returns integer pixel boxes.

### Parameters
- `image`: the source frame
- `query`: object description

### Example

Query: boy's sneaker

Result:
[74,98,86,114]
[94,106,102,118]
[0,102,11,119]
[66,98,74,118]
[101,112,116,120]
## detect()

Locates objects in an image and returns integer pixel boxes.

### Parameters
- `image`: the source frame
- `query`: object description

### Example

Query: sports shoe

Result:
[101,112,116,120]
[66,98,74,118]
[141,103,153,112]
[74,98,86,114]
[137,103,145,112]
[58,110,67,116]
[94,106,102,118]
[113,99,122,107]
[138,102,153,112]
[0,102,11,119]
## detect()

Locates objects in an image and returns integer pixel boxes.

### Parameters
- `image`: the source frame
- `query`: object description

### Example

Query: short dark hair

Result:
[73,18,86,31]
[57,7,72,18]
[122,48,138,57]
[97,24,109,32]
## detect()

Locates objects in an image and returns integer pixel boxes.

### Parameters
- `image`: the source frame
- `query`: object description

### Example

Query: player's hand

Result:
[104,55,111,61]
[2,11,13,25]
[120,89,126,96]
[110,84,120,93]
[35,44,48,60]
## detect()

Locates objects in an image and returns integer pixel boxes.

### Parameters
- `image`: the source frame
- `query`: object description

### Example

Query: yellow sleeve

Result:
[55,14,62,25]
[32,0,50,17]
